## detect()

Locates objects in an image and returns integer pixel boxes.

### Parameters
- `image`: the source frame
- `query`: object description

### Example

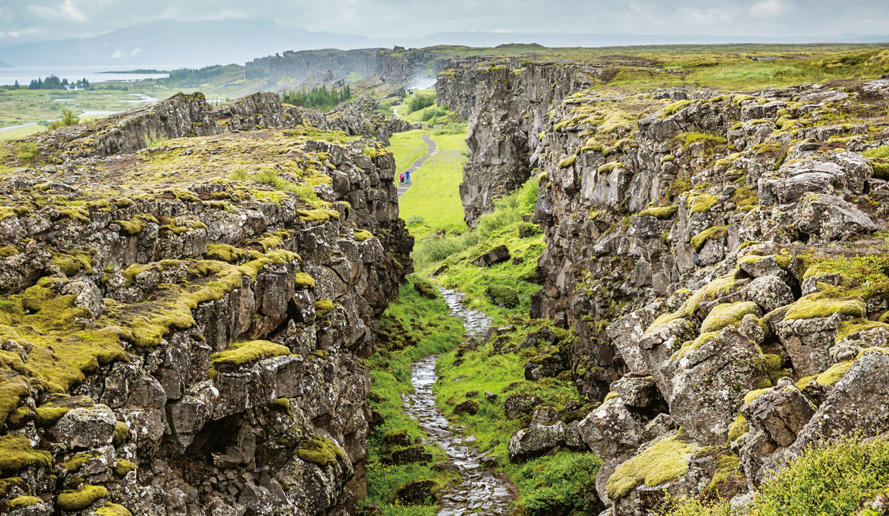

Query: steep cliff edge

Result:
[446,56,889,514]
[0,94,412,515]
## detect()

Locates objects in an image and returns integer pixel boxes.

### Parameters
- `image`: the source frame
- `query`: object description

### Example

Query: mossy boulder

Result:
[453,400,479,416]
[607,432,699,500]
[413,280,438,300]
[395,480,438,505]
[485,285,519,308]
[296,436,344,467]
[57,484,108,511]
[0,435,53,475]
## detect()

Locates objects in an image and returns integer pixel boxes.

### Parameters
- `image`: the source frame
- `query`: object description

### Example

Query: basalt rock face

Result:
[0,98,412,515]
[32,92,412,160]
[437,59,604,227]
[451,58,889,515]
[245,48,450,89]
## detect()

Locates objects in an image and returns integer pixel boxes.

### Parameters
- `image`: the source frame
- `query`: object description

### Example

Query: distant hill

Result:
[0,19,372,68]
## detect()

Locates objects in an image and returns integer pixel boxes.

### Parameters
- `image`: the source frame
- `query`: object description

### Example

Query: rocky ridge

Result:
[441,56,889,515]
[0,93,412,515]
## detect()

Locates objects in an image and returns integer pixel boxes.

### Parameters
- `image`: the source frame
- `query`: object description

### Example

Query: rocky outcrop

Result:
[448,56,889,514]
[0,102,412,515]
[30,91,414,160]
[246,48,452,89]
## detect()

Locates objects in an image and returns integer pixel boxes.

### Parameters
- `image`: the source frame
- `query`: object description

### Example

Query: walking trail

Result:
[403,288,516,516]
[397,134,436,198]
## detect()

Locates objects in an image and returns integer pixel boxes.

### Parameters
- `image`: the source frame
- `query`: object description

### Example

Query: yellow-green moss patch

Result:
[113,459,137,476]
[815,361,853,386]
[113,421,130,446]
[687,193,718,213]
[353,229,374,242]
[296,436,344,467]
[0,435,52,475]
[690,225,728,252]
[294,273,316,290]
[209,340,291,379]
[606,433,699,499]
[728,414,750,442]
[95,503,133,516]
[7,495,42,509]
[700,302,760,334]
[57,484,108,511]
[314,299,335,317]
[638,206,677,219]
[205,243,252,264]
[783,292,866,321]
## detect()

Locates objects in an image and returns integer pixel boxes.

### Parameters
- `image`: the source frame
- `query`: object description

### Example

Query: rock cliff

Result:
[245,48,451,89]
[446,56,889,514]
[0,93,412,515]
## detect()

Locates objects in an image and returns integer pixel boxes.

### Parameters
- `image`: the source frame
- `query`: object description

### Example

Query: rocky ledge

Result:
[0,94,412,515]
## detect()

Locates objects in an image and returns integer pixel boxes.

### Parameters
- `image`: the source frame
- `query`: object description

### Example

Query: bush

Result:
[421,107,447,121]
[405,215,425,225]
[15,142,38,162]
[659,435,889,516]
[47,109,79,130]
[513,451,602,516]
[408,95,435,113]
[485,285,519,308]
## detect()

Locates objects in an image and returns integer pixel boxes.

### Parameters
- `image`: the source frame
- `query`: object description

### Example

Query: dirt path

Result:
[397,133,436,198]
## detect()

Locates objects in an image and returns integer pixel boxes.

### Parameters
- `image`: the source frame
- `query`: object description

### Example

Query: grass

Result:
[659,435,889,516]
[414,179,543,324]
[398,132,469,240]
[0,124,46,142]
[363,277,465,515]
[387,129,431,179]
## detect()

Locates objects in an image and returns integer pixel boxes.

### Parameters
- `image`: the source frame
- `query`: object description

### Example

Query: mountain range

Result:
[0,19,887,69]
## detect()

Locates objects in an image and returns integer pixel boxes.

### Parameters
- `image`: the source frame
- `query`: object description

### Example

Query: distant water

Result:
[0,65,171,86]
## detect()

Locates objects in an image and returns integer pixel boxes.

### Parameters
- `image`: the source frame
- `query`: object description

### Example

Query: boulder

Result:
[472,245,510,267]
[504,395,541,419]
[453,400,479,416]
[508,422,567,462]
[395,480,438,505]
[50,405,117,448]
[391,445,433,465]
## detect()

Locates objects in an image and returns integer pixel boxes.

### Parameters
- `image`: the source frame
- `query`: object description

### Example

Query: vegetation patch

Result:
[607,432,699,500]
[209,340,291,378]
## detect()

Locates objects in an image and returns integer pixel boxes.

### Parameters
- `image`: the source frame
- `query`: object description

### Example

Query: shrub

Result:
[47,109,79,130]
[408,94,435,113]
[15,142,38,162]
[405,215,425,225]
[659,435,889,516]
[513,451,602,516]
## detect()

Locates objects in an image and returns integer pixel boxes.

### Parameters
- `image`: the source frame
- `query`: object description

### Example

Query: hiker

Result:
[399,173,405,184]
[406,171,411,183]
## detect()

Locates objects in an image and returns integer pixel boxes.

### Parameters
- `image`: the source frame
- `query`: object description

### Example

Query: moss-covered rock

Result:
[296,436,344,467]
[484,285,519,308]
[606,432,699,500]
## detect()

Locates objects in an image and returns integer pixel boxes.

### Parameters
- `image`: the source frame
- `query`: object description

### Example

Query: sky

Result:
[1,0,888,46]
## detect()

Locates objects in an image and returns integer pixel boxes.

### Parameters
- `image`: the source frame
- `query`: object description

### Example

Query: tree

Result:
[13,80,19,89]
[47,109,80,130]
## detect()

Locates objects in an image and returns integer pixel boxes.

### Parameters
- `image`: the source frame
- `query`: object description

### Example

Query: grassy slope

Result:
[364,278,465,515]
[398,133,468,240]
[387,129,430,180]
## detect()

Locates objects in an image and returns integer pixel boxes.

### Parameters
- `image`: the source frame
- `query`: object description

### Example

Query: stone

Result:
[453,400,479,416]
[395,480,438,505]
[508,422,567,461]
[50,405,116,448]
[391,445,433,465]
[471,245,510,267]
[504,395,542,420]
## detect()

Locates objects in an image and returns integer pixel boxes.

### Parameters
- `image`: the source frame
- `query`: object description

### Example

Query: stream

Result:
[402,288,515,516]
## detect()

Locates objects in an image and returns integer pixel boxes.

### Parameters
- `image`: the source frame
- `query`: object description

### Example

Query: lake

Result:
[0,65,171,86]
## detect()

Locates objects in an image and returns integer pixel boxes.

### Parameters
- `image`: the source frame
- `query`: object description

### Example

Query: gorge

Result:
[1,43,889,516]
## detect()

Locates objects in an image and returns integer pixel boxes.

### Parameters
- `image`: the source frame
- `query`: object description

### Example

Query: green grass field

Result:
[398,132,468,240]
[387,129,430,180]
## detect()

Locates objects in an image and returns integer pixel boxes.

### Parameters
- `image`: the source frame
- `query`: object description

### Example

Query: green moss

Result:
[604,391,619,402]
[815,361,853,386]
[95,503,133,516]
[690,225,728,252]
[314,299,335,317]
[209,340,291,379]
[298,208,340,222]
[353,229,374,241]
[61,453,96,473]
[660,155,676,164]
[0,477,23,498]
[0,246,17,259]
[687,193,718,213]
[671,332,720,363]
[34,395,94,426]
[783,292,866,321]
[57,484,108,511]
[728,414,750,442]
[113,458,137,476]
[269,398,293,416]
[0,435,52,475]
[638,206,677,219]
[700,302,760,334]
[647,275,737,335]
[7,495,42,509]
[111,213,159,236]
[606,433,699,499]
[558,154,577,169]
[660,100,695,118]
[52,251,94,277]
[113,421,130,446]
[598,162,619,174]
[294,272,316,290]
[296,436,344,466]
[835,319,889,342]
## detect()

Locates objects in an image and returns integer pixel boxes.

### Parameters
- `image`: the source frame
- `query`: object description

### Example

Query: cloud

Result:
[750,0,789,18]
[129,47,141,57]
[62,0,85,21]
[111,49,123,59]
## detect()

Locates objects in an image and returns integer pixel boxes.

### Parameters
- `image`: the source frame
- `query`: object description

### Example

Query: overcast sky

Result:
[1,0,888,45]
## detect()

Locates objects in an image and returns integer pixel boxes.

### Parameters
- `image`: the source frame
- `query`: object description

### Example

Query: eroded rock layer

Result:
[0,95,412,515]
[444,56,889,514]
